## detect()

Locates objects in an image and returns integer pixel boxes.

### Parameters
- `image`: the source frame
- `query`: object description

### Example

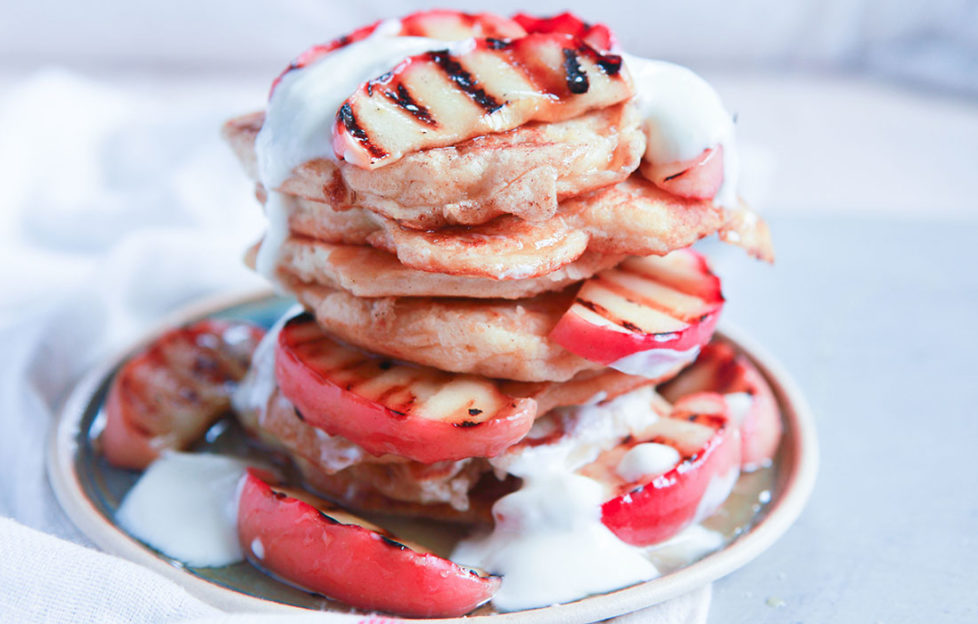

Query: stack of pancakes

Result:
[221,26,772,524]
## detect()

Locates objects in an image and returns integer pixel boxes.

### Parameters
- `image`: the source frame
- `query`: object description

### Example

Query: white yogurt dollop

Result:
[116,452,248,567]
[623,55,740,209]
[724,391,754,425]
[616,442,681,482]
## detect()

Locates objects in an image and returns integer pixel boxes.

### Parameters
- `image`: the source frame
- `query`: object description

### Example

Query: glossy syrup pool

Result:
[74,294,780,615]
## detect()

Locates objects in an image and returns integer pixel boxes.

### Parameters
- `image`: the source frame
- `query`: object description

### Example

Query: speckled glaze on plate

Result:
[47,289,817,622]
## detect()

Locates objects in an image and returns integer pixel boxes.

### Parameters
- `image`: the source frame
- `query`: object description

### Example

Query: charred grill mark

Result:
[596,53,623,76]
[468,408,483,416]
[380,535,409,550]
[663,168,692,182]
[454,420,481,428]
[338,102,387,159]
[576,296,646,333]
[389,408,407,418]
[383,83,436,125]
[576,298,601,313]
[377,360,393,371]
[294,409,306,422]
[593,272,699,323]
[316,510,341,524]
[427,50,503,113]
[486,37,511,50]
[562,48,590,94]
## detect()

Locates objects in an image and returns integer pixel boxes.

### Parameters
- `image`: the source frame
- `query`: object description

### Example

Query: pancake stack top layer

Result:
[219,10,783,615]
[223,11,772,384]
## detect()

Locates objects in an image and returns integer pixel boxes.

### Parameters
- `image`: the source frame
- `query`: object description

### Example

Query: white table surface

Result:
[1,66,975,623]
[708,215,978,623]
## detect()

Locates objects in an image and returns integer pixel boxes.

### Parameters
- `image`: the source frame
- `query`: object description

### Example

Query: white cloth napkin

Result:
[0,70,710,623]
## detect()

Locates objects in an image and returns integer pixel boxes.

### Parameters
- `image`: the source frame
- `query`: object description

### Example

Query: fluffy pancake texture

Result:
[260,172,768,281]
[255,240,624,299]
[288,278,592,382]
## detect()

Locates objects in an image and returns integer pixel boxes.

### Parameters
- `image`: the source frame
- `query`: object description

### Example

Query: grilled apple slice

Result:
[512,11,616,52]
[549,248,724,378]
[582,393,741,546]
[101,320,265,470]
[238,472,499,617]
[642,146,725,201]
[661,342,782,470]
[333,33,632,168]
[270,10,526,94]
[275,313,536,463]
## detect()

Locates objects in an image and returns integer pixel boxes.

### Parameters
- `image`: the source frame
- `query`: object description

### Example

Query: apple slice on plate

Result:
[549,248,724,378]
[275,313,536,463]
[581,392,741,546]
[661,342,782,470]
[333,32,632,168]
[238,471,499,617]
[101,320,265,470]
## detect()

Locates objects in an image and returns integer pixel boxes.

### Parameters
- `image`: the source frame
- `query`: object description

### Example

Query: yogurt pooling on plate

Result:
[116,452,249,567]
[453,388,665,611]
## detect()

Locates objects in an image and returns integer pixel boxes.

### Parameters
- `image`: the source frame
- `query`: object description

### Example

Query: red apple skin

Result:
[599,393,741,546]
[549,248,724,368]
[237,472,499,617]
[549,306,721,367]
[101,320,265,470]
[660,342,782,470]
[275,315,536,464]
[738,368,781,470]
[511,11,616,51]
[645,146,725,201]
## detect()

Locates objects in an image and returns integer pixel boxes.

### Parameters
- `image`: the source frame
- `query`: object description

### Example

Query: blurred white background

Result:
[3,0,977,93]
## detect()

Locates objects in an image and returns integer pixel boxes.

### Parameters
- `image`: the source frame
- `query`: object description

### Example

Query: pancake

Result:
[223,102,645,228]
[288,278,593,382]
[256,239,625,299]
[271,173,771,280]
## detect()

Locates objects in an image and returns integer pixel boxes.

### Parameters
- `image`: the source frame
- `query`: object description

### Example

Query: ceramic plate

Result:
[47,290,817,622]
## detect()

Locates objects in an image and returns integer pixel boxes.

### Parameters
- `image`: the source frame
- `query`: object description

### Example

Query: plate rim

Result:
[47,288,818,622]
